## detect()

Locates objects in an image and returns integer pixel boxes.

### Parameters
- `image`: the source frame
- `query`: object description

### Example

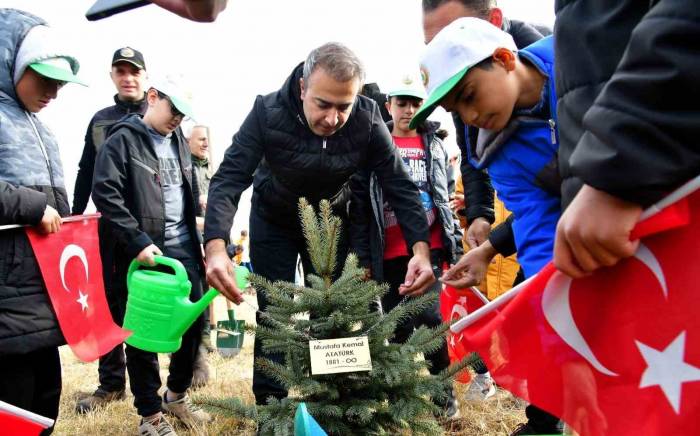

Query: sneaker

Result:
[465,372,496,401]
[75,388,126,413]
[139,414,177,436]
[443,390,460,420]
[433,388,460,420]
[191,345,211,389]
[162,390,212,427]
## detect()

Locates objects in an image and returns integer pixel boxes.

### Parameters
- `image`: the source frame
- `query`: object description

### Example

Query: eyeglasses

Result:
[156,90,185,119]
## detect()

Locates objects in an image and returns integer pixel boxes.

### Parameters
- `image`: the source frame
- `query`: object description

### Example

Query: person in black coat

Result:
[553,0,700,277]
[204,42,435,405]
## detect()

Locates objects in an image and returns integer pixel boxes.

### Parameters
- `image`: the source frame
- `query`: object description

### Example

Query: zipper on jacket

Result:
[322,138,327,149]
[548,119,557,145]
[25,112,57,198]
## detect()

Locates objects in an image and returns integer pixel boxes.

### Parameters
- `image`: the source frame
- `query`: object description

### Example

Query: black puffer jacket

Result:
[92,115,202,292]
[555,0,700,208]
[0,9,69,355]
[73,94,147,214]
[204,63,429,248]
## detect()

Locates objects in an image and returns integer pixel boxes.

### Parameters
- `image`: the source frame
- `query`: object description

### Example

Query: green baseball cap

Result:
[409,17,517,130]
[29,57,87,87]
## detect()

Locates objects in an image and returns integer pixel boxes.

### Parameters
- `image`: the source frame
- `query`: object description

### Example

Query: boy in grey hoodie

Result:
[0,8,85,434]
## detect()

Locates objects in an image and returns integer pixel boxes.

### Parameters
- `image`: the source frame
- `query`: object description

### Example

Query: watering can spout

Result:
[177,288,219,334]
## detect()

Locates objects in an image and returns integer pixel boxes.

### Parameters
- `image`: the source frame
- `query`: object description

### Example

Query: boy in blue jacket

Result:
[410,17,562,435]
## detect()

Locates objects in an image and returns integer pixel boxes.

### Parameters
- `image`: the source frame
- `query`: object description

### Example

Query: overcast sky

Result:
[1,0,554,235]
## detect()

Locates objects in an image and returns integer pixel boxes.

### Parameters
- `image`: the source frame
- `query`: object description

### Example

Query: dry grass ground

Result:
[54,294,526,435]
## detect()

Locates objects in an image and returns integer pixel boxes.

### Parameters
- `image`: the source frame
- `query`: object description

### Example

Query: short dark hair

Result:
[474,56,494,71]
[422,0,495,18]
[303,42,365,86]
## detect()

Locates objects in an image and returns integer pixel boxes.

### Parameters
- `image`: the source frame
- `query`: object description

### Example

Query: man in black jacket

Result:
[74,46,149,414]
[204,42,434,404]
[73,47,148,215]
[553,1,700,277]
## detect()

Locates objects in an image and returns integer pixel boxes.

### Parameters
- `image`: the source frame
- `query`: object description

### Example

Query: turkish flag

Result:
[455,182,700,435]
[0,400,53,436]
[26,215,130,362]
[440,285,488,383]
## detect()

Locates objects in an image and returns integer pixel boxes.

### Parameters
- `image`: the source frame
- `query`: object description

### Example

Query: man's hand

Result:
[205,239,243,304]
[150,0,228,22]
[466,217,491,249]
[554,184,642,278]
[399,242,435,297]
[136,244,162,266]
[38,205,61,234]
[442,240,497,288]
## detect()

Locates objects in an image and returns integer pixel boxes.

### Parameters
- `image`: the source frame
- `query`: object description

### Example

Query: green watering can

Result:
[216,308,245,358]
[124,255,219,353]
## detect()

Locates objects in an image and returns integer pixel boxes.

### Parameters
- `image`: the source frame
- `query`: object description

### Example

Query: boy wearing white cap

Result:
[414,17,560,284]
[92,77,209,435]
[414,17,563,435]
[349,71,462,418]
[0,8,86,434]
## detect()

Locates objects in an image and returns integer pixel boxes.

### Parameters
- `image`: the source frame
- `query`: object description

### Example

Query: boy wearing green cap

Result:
[0,8,86,434]
[92,77,209,435]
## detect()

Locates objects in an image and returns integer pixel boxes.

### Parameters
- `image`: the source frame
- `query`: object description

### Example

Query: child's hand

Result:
[554,184,641,278]
[449,193,465,213]
[442,241,496,288]
[466,217,491,249]
[136,244,163,267]
[38,205,61,234]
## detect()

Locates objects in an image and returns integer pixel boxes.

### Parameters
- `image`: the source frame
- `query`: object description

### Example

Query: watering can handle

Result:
[127,255,189,285]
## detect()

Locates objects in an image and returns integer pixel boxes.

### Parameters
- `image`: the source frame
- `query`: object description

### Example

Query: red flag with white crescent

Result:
[25,215,130,362]
[440,284,488,383]
[454,180,700,435]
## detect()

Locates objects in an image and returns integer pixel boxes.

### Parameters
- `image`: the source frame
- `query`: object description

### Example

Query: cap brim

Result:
[29,63,88,87]
[409,65,470,130]
[388,90,426,100]
[112,58,145,70]
[169,95,195,120]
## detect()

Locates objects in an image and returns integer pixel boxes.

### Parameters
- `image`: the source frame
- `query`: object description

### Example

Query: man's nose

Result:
[324,109,338,127]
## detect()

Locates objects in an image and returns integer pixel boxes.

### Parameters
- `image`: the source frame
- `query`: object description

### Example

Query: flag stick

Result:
[0,213,101,232]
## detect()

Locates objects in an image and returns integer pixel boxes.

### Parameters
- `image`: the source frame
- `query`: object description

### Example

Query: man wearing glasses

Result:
[92,76,210,435]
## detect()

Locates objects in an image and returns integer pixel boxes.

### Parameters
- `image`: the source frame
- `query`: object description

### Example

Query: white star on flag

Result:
[76,290,89,312]
[636,331,700,414]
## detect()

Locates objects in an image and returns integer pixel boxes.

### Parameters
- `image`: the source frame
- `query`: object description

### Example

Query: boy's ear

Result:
[384,99,391,113]
[492,47,516,72]
[487,7,503,28]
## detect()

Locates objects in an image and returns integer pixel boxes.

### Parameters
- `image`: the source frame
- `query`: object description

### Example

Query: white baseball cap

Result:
[410,17,517,129]
[386,70,426,100]
[149,75,195,120]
